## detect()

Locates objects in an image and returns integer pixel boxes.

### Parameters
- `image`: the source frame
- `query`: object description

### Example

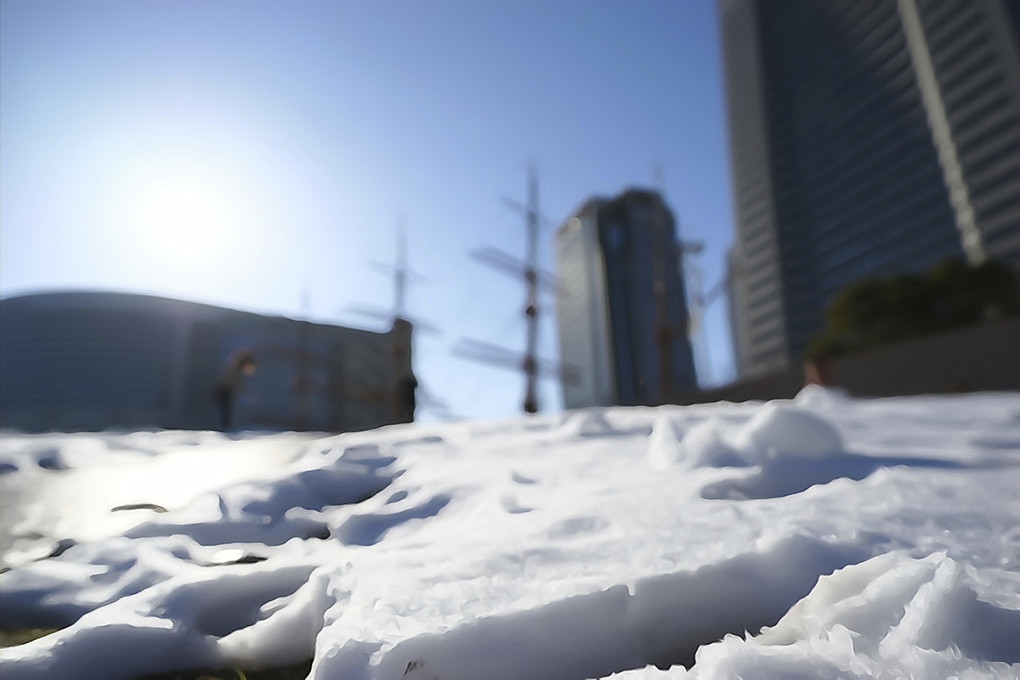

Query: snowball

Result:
[733,404,844,461]
[647,415,685,469]
[679,419,746,468]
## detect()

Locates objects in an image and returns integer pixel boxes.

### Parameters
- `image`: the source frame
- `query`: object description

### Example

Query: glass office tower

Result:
[555,189,697,409]
[721,0,1020,378]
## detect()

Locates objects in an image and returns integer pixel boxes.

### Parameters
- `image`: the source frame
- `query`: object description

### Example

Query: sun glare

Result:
[151,188,220,248]
[107,150,271,298]
[123,165,249,267]
[141,181,230,255]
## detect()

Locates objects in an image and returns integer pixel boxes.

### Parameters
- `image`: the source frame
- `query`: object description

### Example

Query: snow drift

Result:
[1,388,1019,679]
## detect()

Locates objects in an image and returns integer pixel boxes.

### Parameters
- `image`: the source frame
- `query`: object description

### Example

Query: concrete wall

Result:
[678,316,1020,404]
[819,316,1020,397]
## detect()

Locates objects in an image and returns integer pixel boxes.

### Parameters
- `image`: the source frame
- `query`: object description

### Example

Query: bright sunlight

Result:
[134,176,237,258]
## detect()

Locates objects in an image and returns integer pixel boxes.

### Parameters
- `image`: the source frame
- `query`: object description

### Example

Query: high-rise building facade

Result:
[721,0,1020,378]
[555,189,697,409]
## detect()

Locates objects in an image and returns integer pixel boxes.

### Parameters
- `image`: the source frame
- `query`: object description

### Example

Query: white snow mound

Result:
[1,389,1018,680]
[733,403,844,461]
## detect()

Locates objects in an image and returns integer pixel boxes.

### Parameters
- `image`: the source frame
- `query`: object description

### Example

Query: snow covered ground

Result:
[1,387,1019,679]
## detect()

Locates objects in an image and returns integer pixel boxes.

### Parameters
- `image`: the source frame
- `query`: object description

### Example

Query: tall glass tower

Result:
[555,189,697,408]
[721,0,1020,379]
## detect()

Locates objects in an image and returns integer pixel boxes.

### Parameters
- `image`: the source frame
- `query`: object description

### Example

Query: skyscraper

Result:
[721,0,1020,378]
[555,189,697,409]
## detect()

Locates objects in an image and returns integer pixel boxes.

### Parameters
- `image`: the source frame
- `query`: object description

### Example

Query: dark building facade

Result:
[0,291,415,432]
[907,0,1020,266]
[555,189,698,409]
[721,0,1020,378]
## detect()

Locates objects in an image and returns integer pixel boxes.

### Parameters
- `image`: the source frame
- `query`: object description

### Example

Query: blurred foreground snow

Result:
[1,387,1019,679]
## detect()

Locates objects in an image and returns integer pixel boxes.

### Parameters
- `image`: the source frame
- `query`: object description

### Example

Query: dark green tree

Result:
[807,258,1020,360]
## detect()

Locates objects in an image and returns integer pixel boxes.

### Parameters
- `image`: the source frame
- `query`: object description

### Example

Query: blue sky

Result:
[0,0,737,421]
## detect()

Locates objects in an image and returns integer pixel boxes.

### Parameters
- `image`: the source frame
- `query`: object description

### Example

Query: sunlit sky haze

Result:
[0,0,737,421]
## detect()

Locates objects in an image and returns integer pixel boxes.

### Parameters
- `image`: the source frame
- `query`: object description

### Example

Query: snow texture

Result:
[1,388,1019,679]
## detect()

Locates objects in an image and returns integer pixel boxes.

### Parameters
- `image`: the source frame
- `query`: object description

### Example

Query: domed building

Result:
[0,291,415,432]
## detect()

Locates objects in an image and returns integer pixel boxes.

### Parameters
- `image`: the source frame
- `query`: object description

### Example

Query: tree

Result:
[807,258,1020,360]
